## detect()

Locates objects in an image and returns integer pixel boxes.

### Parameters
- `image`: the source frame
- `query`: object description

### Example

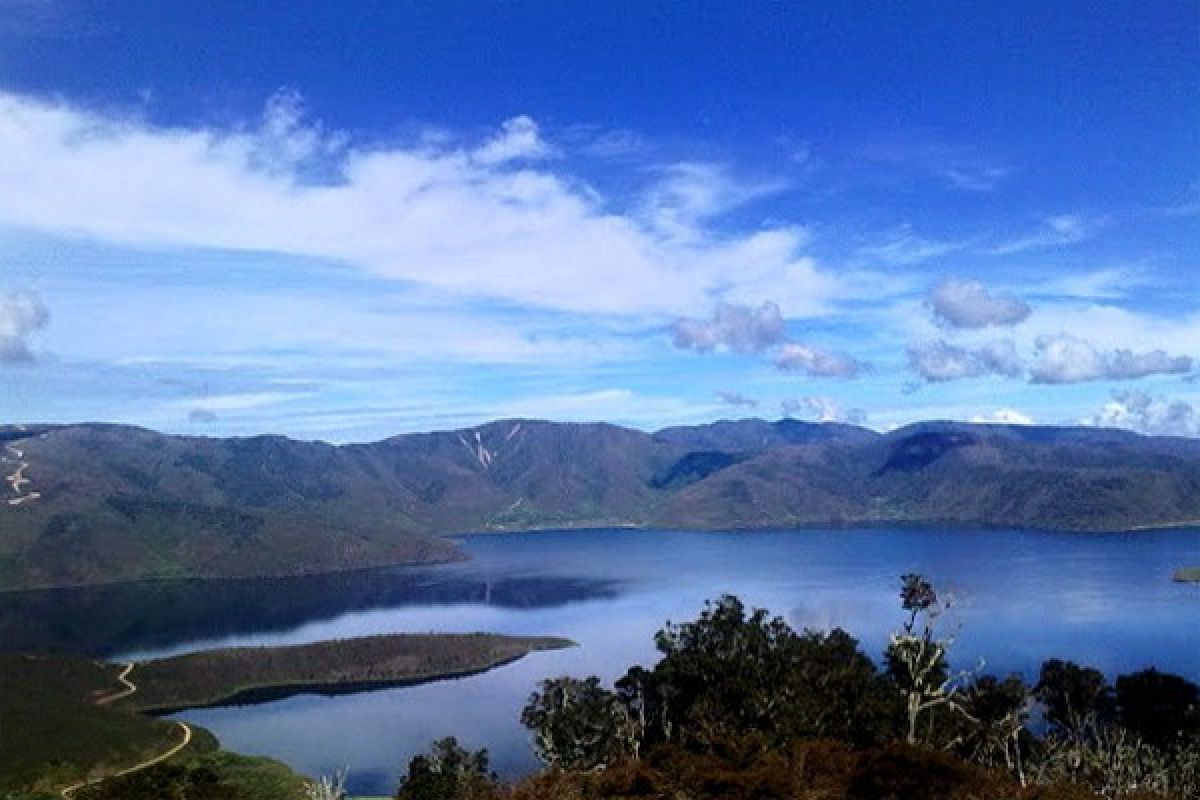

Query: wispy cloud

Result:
[856,225,968,267]
[0,90,846,318]
[0,290,49,363]
[714,389,758,408]
[990,213,1099,255]
[861,142,1012,192]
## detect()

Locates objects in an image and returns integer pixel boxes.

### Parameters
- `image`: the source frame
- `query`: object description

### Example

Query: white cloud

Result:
[928,279,1031,329]
[1085,390,1198,437]
[0,90,850,318]
[1033,267,1149,300]
[1029,333,1193,384]
[861,143,1011,192]
[907,339,1021,382]
[991,213,1098,255]
[670,301,786,354]
[970,408,1035,425]
[471,115,554,165]
[782,395,866,424]
[774,343,866,379]
[857,225,967,267]
[0,290,49,362]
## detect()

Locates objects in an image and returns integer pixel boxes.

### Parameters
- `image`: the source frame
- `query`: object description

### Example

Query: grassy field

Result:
[1175,566,1200,582]
[120,632,574,713]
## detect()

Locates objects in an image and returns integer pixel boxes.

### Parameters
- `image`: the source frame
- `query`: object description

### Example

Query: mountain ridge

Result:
[2,417,1199,591]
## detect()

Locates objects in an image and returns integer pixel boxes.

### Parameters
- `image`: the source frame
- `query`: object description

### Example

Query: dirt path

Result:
[60,663,195,798]
[4,443,40,506]
[95,662,137,706]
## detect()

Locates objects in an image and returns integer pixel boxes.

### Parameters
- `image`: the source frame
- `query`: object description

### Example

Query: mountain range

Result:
[2,418,1199,590]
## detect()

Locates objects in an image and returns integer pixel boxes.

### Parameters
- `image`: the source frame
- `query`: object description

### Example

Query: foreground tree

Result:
[954,674,1031,785]
[395,738,500,800]
[886,574,976,746]
[520,676,637,770]
[1115,668,1200,751]
[1036,659,1116,738]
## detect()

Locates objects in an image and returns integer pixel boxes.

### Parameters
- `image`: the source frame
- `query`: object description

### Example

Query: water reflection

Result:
[0,566,618,656]
[3,527,1197,795]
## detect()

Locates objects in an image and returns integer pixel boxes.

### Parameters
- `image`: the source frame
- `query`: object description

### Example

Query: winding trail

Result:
[60,663,194,799]
[4,443,40,506]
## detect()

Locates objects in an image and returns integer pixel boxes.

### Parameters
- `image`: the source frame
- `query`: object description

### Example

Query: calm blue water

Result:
[9,528,1198,795]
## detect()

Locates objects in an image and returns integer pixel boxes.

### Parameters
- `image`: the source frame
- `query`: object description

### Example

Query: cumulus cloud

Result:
[1029,334,1194,384]
[0,90,849,318]
[928,279,1031,329]
[671,301,786,354]
[970,408,1035,425]
[1086,390,1198,437]
[782,396,867,424]
[0,290,49,362]
[471,115,554,165]
[907,339,1021,382]
[774,343,866,379]
[714,390,758,408]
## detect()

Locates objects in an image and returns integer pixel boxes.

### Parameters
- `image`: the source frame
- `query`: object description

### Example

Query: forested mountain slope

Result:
[2,418,1198,590]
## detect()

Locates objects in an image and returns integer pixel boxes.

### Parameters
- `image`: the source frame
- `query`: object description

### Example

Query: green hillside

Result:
[3,418,1200,590]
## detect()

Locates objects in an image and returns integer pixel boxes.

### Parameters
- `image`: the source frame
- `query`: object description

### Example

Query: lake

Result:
[5,527,1199,795]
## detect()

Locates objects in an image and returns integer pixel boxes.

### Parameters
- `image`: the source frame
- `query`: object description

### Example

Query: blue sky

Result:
[1,1,1198,441]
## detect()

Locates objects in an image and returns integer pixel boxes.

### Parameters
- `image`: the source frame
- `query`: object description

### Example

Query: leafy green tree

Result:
[395,738,499,800]
[633,594,895,750]
[1115,668,1200,751]
[953,675,1031,785]
[520,677,636,770]
[1035,659,1115,737]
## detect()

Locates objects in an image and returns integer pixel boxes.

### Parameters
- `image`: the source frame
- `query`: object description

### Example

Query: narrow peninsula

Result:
[116,633,575,713]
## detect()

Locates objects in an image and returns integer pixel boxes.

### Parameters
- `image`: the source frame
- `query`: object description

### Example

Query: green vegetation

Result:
[68,752,308,800]
[4,419,1200,590]
[1175,568,1200,583]
[2,633,568,797]
[119,633,574,713]
[389,577,1200,800]
[0,653,208,794]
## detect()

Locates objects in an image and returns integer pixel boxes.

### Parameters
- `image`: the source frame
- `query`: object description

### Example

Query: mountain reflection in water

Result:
[0,565,618,657]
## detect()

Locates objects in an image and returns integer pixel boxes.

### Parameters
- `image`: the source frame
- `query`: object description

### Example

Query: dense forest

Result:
[38,576,1200,800]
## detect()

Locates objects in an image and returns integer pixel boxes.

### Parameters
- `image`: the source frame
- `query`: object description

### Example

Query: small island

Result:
[118,632,574,713]
[1174,567,1200,583]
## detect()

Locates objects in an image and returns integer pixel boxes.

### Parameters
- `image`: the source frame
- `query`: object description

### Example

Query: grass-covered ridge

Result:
[119,633,574,713]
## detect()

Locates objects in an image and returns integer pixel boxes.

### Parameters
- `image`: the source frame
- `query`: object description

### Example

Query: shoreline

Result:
[5,521,1200,595]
